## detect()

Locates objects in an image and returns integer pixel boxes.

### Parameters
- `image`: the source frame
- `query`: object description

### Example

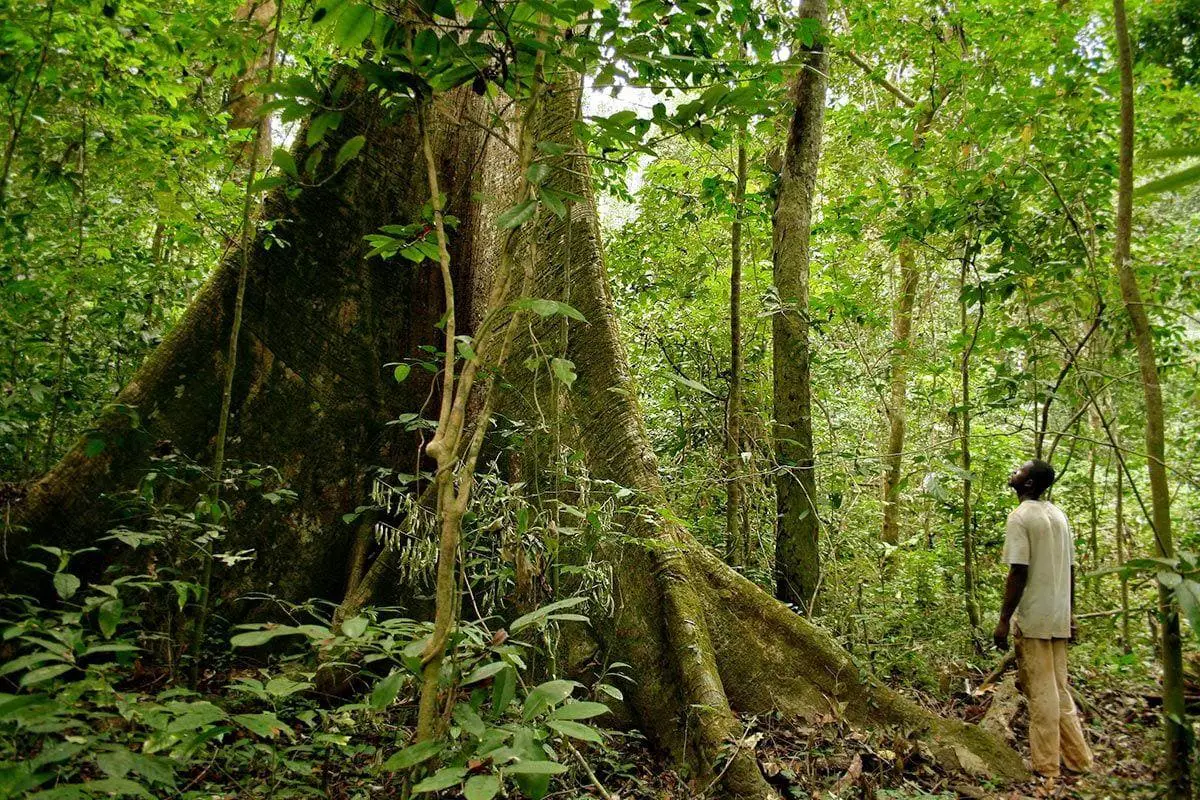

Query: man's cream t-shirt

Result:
[1002,499,1075,639]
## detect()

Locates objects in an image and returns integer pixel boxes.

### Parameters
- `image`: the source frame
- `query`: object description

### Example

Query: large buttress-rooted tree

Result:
[9,71,1025,799]
[4,79,492,604]
[772,0,826,611]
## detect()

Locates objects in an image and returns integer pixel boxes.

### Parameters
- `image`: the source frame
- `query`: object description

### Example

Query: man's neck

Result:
[1016,492,1042,503]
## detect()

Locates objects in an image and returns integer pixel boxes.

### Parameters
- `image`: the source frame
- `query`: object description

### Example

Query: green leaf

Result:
[20,664,73,687]
[551,358,576,387]
[463,774,501,800]
[393,364,411,383]
[665,370,717,397]
[496,200,536,229]
[522,679,577,720]
[98,598,124,638]
[526,162,551,185]
[84,437,106,457]
[548,701,610,721]
[272,148,298,179]
[341,615,369,638]
[504,760,567,774]
[234,712,290,738]
[381,739,442,771]
[514,298,586,322]
[307,111,343,146]
[510,596,587,633]
[335,135,367,170]
[412,765,467,792]
[548,719,604,742]
[52,572,80,600]
[334,3,375,49]
[265,676,311,697]
[370,670,405,710]
[539,187,567,218]
[463,660,508,685]
[490,664,517,718]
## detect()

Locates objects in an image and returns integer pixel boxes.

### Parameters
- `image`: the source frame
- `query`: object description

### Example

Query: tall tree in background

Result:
[1111,0,1192,791]
[772,0,827,612]
[726,135,749,566]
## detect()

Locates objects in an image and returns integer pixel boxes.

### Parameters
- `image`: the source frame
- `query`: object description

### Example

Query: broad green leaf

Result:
[52,572,79,600]
[548,719,604,742]
[510,596,587,633]
[1135,163,1200,197]
[98,598,124,638]
[551,358,576,387]
[370,671,406,710]
[504,760,567,774]
[381,739,441,770]
[335,135,367,170]
[393,364,411,383]
[463,660,508,685]
[334,4,374,49]
[496,200,536,229]
[548,701,610,721]
[20,664,73,687]
[412,765,467,792]
[234,711,290,738]
[272,148,298,179]
[265,676,311,697]
[522,679,577,719]
[341,615,369,638]
[463,774,501,800]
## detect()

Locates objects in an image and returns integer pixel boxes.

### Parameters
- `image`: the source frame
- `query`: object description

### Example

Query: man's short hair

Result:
[1028,459,1056,496]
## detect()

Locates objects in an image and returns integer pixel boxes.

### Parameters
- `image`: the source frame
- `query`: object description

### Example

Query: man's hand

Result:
[993,619,1010,652]
[1070,615,1078,643]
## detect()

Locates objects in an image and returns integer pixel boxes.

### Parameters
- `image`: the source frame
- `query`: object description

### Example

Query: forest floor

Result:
[591,657,1167,800]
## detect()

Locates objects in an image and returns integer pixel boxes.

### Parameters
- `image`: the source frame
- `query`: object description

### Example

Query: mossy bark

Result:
[771,0,827,612]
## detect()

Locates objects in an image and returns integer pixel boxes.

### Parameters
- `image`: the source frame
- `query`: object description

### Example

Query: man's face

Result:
[1008,461,1033,491]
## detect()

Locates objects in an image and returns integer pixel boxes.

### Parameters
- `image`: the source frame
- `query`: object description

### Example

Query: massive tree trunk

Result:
[1111,1,1192,792]
[772,0,827,612]
[10,69,1025,798]
[4,80,490,604]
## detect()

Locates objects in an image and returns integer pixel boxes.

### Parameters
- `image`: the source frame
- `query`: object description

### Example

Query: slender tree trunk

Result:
[959,246,980,628]
[1115,449,1132,653]
[726,138,748,566]
[880,238,920,545]
[1112,1,1192,790]
[43,112,86,471]
[772,0,827,613]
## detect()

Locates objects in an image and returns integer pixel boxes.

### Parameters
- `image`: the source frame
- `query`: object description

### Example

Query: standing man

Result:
[993,459,1094,779]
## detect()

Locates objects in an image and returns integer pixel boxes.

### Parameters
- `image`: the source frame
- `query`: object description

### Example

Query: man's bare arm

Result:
[993,564,1029,651]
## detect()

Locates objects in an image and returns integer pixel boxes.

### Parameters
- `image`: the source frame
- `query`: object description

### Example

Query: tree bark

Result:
[1111,0,1192,791]
[772,0,827,612]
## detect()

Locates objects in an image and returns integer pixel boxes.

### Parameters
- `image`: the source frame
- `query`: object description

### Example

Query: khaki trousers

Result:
[1015,628,1094,777]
